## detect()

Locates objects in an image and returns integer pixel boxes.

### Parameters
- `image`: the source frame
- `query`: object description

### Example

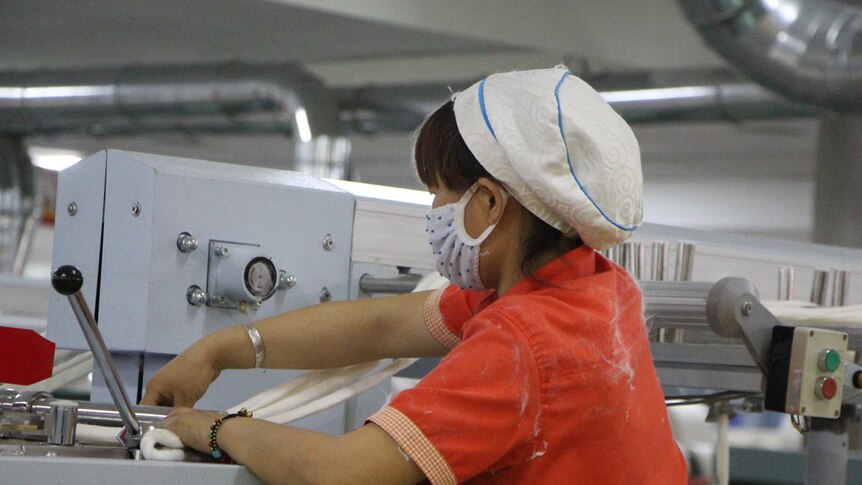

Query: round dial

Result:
[244,257,277,300]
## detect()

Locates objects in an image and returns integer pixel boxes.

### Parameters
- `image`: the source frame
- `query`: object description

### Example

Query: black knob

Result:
[52,265,84,295]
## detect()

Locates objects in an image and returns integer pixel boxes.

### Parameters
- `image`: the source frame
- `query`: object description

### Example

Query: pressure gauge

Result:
[245,257,277,300]
[204,240,283,309]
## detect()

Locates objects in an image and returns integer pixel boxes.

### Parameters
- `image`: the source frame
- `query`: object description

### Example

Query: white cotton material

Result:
[234,362,382,419]
[762,300,862,326]
[77,425,187,461]
[75,423,125,446]
[453,66,643,250]
[259,358,417,424]
[141,428,186,461]
[228,272,449,424]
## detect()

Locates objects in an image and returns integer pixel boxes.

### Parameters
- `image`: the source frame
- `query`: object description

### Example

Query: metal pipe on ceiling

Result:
[335,79,815,133]
[679,0,862,249]
[0,63,351,179]
[678,0,862,111]
[0,63,341,136]
[0,64,814,139]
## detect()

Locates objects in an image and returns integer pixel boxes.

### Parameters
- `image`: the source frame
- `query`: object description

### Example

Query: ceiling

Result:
[0,0,825,241]
[0,0,724,83]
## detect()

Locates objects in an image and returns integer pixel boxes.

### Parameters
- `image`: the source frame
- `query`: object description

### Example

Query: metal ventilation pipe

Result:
[336,77,814,133]
[678,0,862,111]
[0,63,350,179]
[680,0,862,248]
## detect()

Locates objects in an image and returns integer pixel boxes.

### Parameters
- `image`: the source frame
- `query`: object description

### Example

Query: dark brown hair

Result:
[413,100,580,279]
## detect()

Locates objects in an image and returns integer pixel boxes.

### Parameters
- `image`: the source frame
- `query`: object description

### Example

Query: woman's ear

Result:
[475,177,508,224]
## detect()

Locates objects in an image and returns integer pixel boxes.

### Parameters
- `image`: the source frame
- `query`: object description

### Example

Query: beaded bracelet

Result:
[209,407,252,464]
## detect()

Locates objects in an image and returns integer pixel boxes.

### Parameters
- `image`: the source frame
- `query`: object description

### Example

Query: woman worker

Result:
[143,66,687,484]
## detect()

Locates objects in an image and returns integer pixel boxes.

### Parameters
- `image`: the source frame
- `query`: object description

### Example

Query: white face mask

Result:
[425,183,507,290]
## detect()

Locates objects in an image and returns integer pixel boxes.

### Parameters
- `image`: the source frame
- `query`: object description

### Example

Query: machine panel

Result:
[48,150,356,355]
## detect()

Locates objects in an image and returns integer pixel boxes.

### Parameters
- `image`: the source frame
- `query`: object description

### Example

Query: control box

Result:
[766,326,849,418]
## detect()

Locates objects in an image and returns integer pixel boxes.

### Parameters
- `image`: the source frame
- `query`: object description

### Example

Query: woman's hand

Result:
[160,407,222,454]
[140,352,220,407]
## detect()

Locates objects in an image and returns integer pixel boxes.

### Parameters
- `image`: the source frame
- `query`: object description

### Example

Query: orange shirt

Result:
[369,246,687,484]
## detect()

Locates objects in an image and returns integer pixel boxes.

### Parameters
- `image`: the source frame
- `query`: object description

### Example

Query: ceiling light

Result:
[29,148,83,171]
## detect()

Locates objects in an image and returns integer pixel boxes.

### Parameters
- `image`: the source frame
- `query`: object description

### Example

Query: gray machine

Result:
[3,150,862,484]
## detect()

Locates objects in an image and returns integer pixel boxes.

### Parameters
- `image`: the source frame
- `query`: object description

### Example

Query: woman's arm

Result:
[211,289,445,370]
[142,289,446,406]
[163,408,424,485]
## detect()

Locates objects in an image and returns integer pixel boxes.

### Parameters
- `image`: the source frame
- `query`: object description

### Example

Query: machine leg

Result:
[805,406,854,485]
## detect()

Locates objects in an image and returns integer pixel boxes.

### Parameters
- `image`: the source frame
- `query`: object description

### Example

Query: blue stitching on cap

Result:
[554,71,639,232]
[478,78,498,141]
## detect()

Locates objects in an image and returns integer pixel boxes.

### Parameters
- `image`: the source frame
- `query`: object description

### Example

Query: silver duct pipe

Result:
[0,63,340,135]
[0,63,350,178]
[1,64,813,140]
[679,0,862,111]
[336,78,814,132]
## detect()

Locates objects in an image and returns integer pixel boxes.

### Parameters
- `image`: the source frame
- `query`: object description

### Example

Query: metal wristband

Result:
[244,323,265,368]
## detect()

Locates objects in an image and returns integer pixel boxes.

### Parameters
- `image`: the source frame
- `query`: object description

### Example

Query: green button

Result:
[822,349,842,373]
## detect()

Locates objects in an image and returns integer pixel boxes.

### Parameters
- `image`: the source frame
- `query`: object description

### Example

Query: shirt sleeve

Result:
[424,285,495,350]
[369,310,541,484]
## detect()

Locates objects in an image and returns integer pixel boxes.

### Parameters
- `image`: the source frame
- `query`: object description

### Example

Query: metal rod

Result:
[778,267,795,301]
[30,401,173,429]
[47,400,78,446]
[621,242,645,280]
[651,242,668,281]
[358,274,422,294]
[832,270,849,307]
[674,242,695,282]
[811,270,830,306]
[66,292,142,448]
[607,245,621,265]
[642,281,714,331]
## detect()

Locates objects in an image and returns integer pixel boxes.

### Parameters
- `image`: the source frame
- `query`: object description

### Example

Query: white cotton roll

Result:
[225,272,449,423]
[75,424,123,446]
[263,359,417,424]
[140,428,186,461]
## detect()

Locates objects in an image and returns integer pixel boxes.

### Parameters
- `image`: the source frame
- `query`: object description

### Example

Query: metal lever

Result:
[51,265,142,449]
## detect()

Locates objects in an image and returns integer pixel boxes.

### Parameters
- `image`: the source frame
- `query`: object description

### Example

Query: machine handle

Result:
[51,265,142,450]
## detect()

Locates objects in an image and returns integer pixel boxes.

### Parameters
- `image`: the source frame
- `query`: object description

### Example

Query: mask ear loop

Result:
[454,183,509,246]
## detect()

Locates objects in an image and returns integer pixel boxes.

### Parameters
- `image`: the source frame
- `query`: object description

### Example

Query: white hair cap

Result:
[453,66,643,250]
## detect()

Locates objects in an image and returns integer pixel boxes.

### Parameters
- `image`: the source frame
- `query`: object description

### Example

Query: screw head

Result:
[215,245,229,258]
[278,272,297,290]
[131,202,141,217]
[319,287,332,303]
[186,286,207,306]
[177,232,198,253]
[741,301,753,316]
[322,234,334,251]
[67,202,77,216]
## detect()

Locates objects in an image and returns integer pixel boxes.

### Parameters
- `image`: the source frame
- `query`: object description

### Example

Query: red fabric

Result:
[0,326,55,385]
[383,246,687,484]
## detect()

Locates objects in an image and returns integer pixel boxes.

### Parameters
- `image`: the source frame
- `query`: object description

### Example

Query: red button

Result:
[817,377,838,400]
